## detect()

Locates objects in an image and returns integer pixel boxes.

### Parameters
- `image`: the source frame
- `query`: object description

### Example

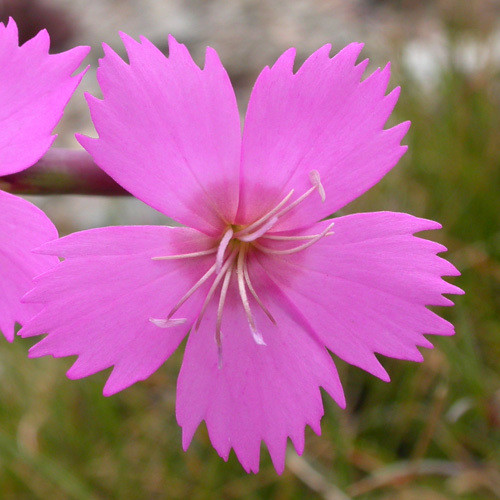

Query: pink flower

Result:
[0,18,89,340]
[20,34,463,473]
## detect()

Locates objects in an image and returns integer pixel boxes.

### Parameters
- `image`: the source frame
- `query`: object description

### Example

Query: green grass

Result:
[1,23,499,500]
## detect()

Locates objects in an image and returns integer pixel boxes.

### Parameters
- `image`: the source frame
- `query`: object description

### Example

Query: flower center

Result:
[150,170,333,367]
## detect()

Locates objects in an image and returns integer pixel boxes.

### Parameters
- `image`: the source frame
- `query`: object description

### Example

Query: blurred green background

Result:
[0,0,499,498]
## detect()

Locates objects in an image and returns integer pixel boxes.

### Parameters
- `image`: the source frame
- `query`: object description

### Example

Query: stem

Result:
[0,148,127,196]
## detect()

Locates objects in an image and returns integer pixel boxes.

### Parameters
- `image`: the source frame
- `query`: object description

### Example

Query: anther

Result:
[149,317,187,328]
[309,169,326,202]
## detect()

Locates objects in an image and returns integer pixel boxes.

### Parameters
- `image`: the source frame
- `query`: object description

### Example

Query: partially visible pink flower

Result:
[0,18,89,340]
[20,34,463,473]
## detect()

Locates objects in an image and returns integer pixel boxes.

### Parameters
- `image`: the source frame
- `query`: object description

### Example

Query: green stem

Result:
[0,148,127,195]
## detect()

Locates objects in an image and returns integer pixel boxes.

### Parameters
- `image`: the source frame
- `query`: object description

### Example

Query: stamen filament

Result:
[216,227,234,273]
[216,267,233,369]
[267,170,326,223]
[234,189,294,238]
[194,249,238,331]
[273,185,316,220]
[238,216,278,242]
[234,171,325,241]
[253,222,335,255]
[152,248,216,261]
[237,247,266,346]
[261,231,334,241]
[150,170,331,349]
[167,263,216,318]
[243,255,276,325]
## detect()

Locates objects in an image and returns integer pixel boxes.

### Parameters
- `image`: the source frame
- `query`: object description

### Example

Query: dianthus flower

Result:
[20,34,463,473]
[0,18,88,340]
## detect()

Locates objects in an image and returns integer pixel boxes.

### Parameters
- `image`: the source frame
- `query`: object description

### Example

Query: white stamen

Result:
[261,231,334,241]
[254,222,335,255]
[167,263,216,318]
[234,171,325,242]
[151,171,330,354]
[238,216,278,242]
[237,248,266,346]
[149,317,187,328]
[309,169,326,202]
[273,185,316,220]
[216,267,233,369]
[243,256,276,325]
[274,170,326,220]
[216,227,233,274]
[152,248,216,261]
[194,249,238,331]
[234,189,294,238]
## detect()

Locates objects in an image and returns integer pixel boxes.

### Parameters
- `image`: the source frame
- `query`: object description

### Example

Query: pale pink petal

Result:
[236,43,409,230]
[19,226,217,395]
[177,263,345,474]
[256,212,463,381]
[0,191,58,341]
[0,18,89,175]
[77,34,241,236]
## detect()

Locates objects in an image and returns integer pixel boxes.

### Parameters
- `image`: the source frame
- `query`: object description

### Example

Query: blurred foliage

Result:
[0,3,499,500]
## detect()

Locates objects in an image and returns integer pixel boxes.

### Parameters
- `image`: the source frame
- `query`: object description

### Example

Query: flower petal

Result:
[177,268,344,474]
[0,18,89,175]
[0,191,58,341]
[19,226,217,395]
[237,43,409,229]
[77,34,241,236]
[256,212,463,381]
